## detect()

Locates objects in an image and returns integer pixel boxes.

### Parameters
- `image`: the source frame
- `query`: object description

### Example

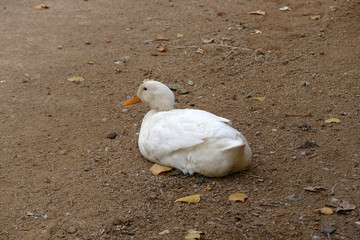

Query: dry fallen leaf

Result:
[150,164,172,176]
[34,4,49,9]
[310,15,321,20]
[156,36,170,41]
[202,38,215,44]
[204,187,212,191]
[325,118,340,124]
[196,48,205,54]
[67,76,84,82]
[185,233,201,240]
[336,200,356,212]
[315,207,333,215]
[229,193,248,202]
[249,10,265,16]
[169,84,189,94]
[175,194,201,204]
[87,61,95,65]
[251,97,265,101]
[304,186,327,192]
[158,45,168,52]
[176,33,184,38]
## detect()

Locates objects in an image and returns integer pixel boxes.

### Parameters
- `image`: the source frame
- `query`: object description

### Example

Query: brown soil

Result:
[1,0,359,239]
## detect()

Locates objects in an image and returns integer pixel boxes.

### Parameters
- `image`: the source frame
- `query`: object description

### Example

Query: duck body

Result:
[124,80,252,177]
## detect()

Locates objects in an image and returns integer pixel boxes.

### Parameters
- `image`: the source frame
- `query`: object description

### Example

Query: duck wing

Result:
[139,109,234,158]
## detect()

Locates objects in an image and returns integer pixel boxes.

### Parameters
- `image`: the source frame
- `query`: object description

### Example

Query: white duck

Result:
[123,80,251,177]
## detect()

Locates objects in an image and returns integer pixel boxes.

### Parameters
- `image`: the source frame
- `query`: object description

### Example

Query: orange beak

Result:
[123,94,142,106]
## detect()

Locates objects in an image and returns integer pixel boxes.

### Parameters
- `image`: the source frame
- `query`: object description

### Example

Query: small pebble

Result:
[313,236,321,240]
[106,132,118,139]
[122,108,129,113]
[84,165,92,171]
[22,78,28,83]
[300,81,310,86]
[286,194,301,201]
[60,151,66,155]
[159,230,170,235]
[298,151,307,156]
[127,232,135,235]
[57,45,63,49]
[355,221,360,226]
[321,225,335,234]
[67,226,77,234]
[188,80,194,86]
[323,167,330,171]
[85,41,91,45]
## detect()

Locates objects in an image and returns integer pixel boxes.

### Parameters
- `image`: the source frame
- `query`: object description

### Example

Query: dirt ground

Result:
[0,0,359,239]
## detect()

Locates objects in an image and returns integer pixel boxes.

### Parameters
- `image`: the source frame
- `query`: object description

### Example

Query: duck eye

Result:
[144,87,147,90]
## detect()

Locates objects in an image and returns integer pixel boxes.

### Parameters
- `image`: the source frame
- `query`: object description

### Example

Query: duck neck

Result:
[150,101,174,112]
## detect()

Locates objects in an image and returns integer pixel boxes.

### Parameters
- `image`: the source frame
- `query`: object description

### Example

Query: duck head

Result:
[123,80,175,111]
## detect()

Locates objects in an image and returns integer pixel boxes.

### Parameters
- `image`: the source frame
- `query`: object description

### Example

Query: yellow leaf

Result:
[158,45,168,52]
[315,207,333,215]
[204,187,212,191]
[156,36,170,41]
[67,76,84,82]
[185,233,201,240]
[176,34,184,38]
[310,15,321,20]
[251,97,265,101]
[149,164,172,175]
[202,38,215,44]
[87,61,95,65]
[34,4,49,9]
[229,193,248,202]
[249,10,265,16]
[175,194,201,204]
[325,118,340,124]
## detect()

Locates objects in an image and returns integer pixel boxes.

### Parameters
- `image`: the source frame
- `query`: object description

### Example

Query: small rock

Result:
[298,141,319,149]
[273,112,281,117]
[84,165,92,171]
[298,151,307,156]
[22,78,28,83]
[67,226,77,234]
[188,80,194,86]
[355,221,360,226]
[159,230,170,235]
[323,167,330,171]
[26,212,34,216]
[255,131,261,136]
[312,236,321,240]
[60,151,66,155]
[321,225,336,234]
[106,132,118,139]
[57,45,63,49]
[122,108,129,113]
[127,232,135,235]
[299,123,311,131]
[85,41,91,45]
[300,81,310,86]
[255,222,264,227]
[286,194,301,201]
